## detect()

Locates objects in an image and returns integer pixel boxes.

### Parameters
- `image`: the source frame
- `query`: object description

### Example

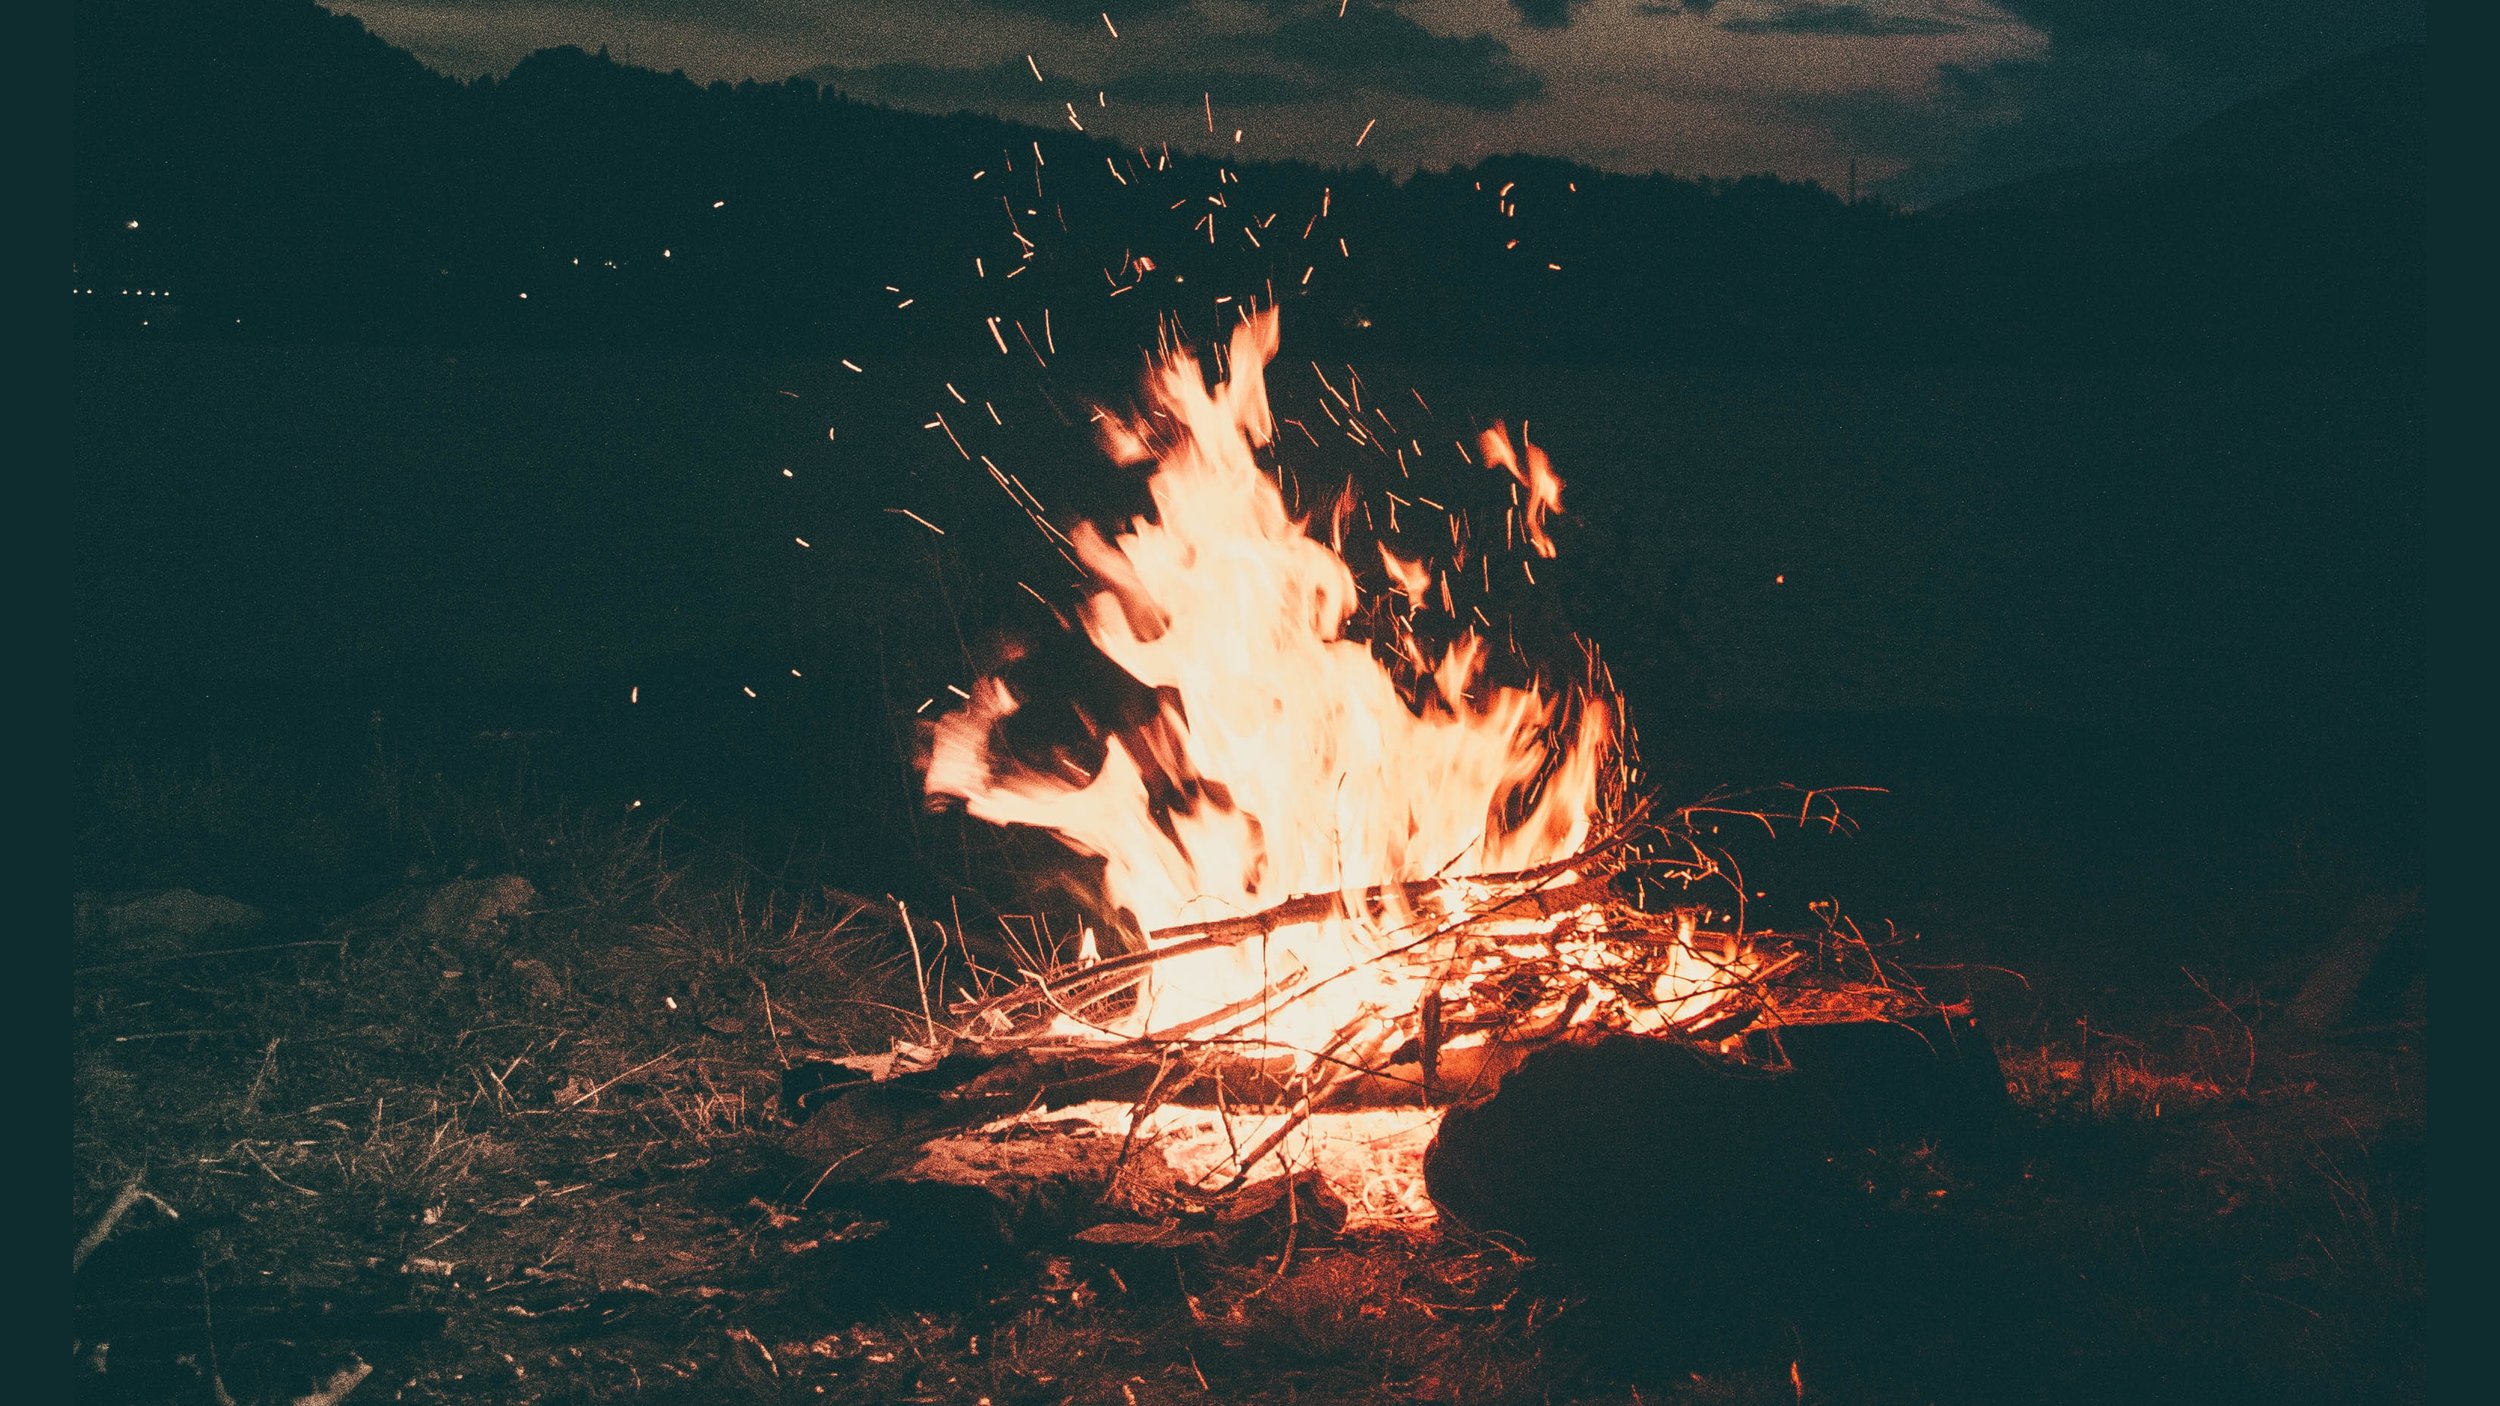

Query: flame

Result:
[926,310,1619,1054]
[920,310,1763,1219]
[1476,421,1564,559]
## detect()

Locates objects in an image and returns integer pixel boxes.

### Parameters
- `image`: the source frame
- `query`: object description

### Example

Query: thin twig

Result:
[78,938,348,975]
[75,1169,177,1274]
[561,1047,685,1109]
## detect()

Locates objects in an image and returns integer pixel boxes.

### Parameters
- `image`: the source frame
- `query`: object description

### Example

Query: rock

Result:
[1741,1010,2010,1149]
[75,889,264,952]
[1425,1035,1847,1318]
[507,956,565,1003]
[330,875,537,951]
[414,876,536,946]
[2287,889,2426,1032]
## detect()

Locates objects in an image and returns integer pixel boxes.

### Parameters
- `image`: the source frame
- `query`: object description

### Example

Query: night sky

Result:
[331,0,2424,203]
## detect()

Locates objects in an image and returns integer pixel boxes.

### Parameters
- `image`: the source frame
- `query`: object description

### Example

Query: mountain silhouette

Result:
[74,0,2421,363]
[1937,43,2425,217]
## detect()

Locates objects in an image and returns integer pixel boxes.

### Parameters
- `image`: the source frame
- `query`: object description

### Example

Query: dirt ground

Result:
[71,748,2424,1405]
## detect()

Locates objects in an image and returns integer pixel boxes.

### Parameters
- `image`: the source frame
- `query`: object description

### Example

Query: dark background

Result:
[73,0,2424,976]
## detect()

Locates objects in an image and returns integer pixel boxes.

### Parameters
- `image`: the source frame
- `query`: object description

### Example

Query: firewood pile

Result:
[783,790,1995,1248]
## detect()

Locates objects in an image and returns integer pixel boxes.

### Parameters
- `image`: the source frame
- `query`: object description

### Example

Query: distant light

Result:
[125,220,139,230]
[517,291,528,299]
[662,248,672,258]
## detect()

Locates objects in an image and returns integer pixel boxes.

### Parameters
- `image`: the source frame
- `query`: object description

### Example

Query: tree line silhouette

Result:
[74,0,2422,364]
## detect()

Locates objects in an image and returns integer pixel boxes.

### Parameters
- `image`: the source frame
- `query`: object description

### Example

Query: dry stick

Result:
[75,1169,177,1274]
[965,847,1633,1024]
[561,1046,685,1109]
[896,899,937,1043]
[242,1141,321,1198]
[2182,965,2258,1094]
[288,1357,372,1406]
[199,1256,239,1406]
[954,870,1619,1028]
[757,978,790,1068]
[1162,871,1629,1046]
[1171,1013,1390,1202]
[240,1037,280,1116]
[77,938,350,974]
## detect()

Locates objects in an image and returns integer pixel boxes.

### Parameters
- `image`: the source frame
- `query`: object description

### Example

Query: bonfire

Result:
[820,307,1926,1231]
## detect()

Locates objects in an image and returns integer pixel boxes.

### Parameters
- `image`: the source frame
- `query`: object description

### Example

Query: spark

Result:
[1026,54,1044,82]
[1355,118,1377,147]
[886,508,946,536]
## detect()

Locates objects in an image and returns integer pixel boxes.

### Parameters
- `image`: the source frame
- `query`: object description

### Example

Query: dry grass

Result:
[72,744,2423,1405]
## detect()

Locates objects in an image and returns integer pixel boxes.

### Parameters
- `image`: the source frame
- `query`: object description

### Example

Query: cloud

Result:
[1717,4,1962,38]
[796,57,1039,107]
[1102,67,1331,108]
[1869,0,2425,202]
[1257,2,1543,112]
[800,2,1539,117]
[395,0,790,34]
[1507,0,1589,30]
[798,56,1327,112]
[1991,0,2422,77]
[972,0,1199,21]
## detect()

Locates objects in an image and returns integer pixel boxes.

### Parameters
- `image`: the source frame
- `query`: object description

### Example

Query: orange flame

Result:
[926,310,1611,1055]
[1477,421,1564,559]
